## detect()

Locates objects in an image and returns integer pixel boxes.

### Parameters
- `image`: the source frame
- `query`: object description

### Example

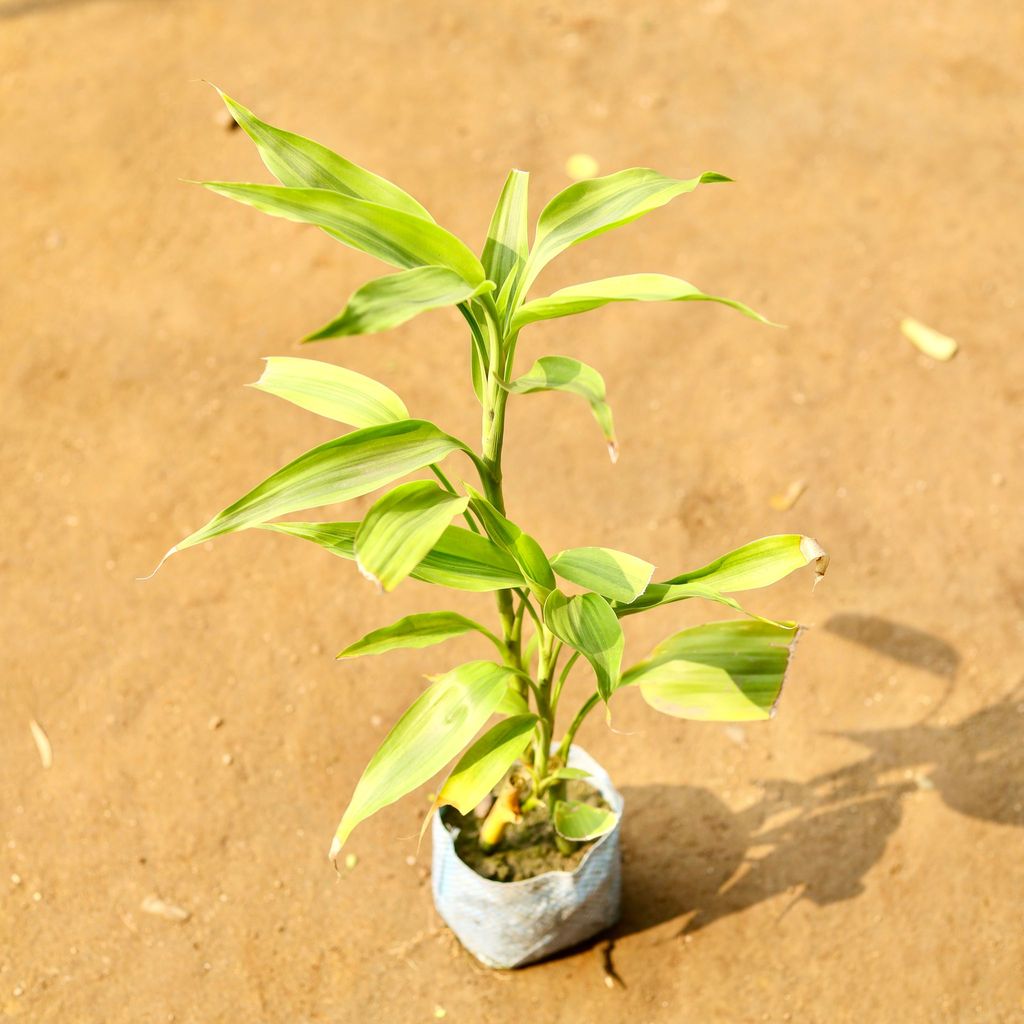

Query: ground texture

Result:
[2,1,1023,1021]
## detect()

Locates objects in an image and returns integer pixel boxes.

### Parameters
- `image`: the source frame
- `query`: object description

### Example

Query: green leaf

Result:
[465,486,555,598]
[620,535,828,616]
[620,619,801,721]
[553,800,619,842]
[305,267,495,341]
[259,521,525,592]
[216,89,433,220]
[496,685,531,717]
[512,273,771,330]
[249,356,408,427]
[337,611,499,659]
[170,420,468,554]
[329,660,516,856]
[355,481,469,591]
[501,356,617,460]
[202,182,486,285]
[550,546,655,604]
[520,168,728,295]
[542,589,624,703]
[550,767,591,781]
[482,169,530,306]
[429,714,537,820]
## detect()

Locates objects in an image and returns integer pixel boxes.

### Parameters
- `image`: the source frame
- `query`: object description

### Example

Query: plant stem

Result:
[551,650,581,709]
[477,300,523,698]
[429,464,482,534]
[557,692,600,763]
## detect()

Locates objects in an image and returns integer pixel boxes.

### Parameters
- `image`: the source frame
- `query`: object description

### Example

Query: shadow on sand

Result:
[614,668,1024,940]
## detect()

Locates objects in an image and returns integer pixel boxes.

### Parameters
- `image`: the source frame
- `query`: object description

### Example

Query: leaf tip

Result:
[137,545,177,582]
[355,558,385,593]
[328,835,343,873]
[800,537,830,587]
[607,440,620,464]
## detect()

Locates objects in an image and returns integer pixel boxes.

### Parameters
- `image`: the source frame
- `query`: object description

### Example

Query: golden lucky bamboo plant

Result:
[155,90,828,865]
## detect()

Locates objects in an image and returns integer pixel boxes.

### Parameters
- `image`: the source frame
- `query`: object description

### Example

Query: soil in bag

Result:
[443,779,611,883]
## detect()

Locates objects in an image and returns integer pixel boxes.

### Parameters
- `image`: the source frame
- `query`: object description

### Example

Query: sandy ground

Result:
[2,1,1023,1021]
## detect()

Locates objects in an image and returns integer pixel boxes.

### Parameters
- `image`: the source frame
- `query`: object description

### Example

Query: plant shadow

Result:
[614,679,1024,939]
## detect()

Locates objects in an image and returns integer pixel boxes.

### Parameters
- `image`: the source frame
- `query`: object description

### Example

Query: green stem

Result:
[557,692,600,763]
[429,464,482,534]
[551,650,581,709]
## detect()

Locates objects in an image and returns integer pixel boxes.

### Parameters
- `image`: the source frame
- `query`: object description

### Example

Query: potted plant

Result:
[152,90,828,968]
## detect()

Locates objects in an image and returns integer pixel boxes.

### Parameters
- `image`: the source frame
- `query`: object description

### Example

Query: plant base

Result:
[430,746,623,969]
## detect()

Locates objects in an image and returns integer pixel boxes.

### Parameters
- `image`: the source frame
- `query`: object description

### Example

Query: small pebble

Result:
[405,855,416,867]
[221,753,233,766]
[208,716,224,730]
[433,1007,446,1019]
[344,853,358,870]
[565,153,600,180]
[10,874,21,886]
[32,891,42,902]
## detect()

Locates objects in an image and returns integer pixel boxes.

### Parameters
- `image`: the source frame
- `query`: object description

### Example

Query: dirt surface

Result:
[449,780,609,882]
[2,1,1023,1021]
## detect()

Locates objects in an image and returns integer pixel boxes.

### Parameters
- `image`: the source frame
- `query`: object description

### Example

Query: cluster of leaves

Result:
[163,90,827,861]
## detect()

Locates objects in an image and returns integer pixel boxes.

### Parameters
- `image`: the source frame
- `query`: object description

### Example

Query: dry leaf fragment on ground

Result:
[769,479,807,511]
[901,317,958,361]
[140,895,191,922]
[29,719,52,769]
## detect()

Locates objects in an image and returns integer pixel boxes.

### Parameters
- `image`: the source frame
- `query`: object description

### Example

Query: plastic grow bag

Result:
[430,745,623,969]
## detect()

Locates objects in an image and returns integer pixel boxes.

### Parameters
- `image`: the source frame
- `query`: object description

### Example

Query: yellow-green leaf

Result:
[620,619,801,721]
[501,356,617,460]
[355,481,469,591]
[337,611,500,659]
[330,661,516,857]
[465,486,555,599]
[482,169,530,308]
[425,714,537,833]
[250,356,408,427]
[520,168,728,296]
[171,420,468,554]
[550,546,654,604]
[512,273,771,330]
[553,800,618,841]
[259,521,525,592]
[543,589,624,703]
[305,267,495,341]
[216,89,433,219]
[202,182,486,285]
[621,535,828,616]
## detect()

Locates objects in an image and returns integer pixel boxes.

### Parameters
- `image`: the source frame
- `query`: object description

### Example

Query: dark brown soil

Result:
[446,780,610,882]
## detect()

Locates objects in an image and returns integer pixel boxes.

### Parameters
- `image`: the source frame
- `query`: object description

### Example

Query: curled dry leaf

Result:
[140,895,191,922]
[29,719,52,769]
[769,479,807,511]
[901,317,958,361]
